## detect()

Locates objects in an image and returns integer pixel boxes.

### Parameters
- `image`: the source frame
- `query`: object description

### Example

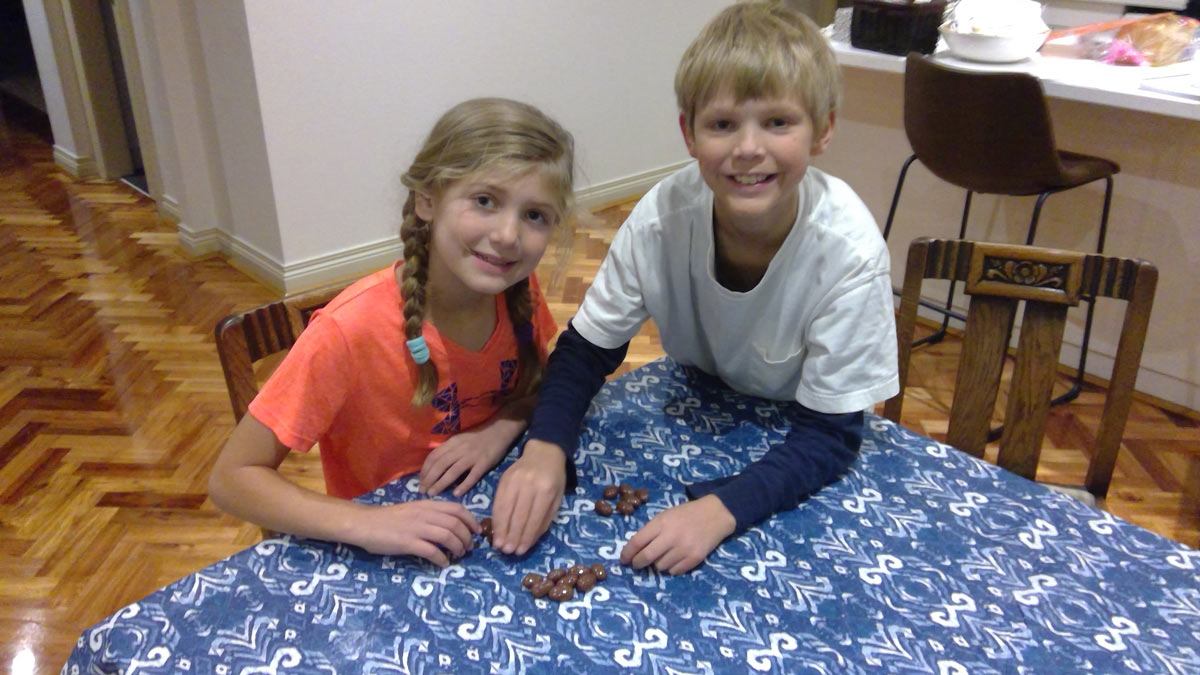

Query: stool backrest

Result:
[904,54,1064,195]
[884,238,1157,499]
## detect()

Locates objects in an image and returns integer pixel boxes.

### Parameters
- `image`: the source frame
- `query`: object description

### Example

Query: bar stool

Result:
[883,53,1119,407]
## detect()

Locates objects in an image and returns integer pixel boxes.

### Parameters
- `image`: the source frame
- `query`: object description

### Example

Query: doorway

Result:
[0,1,52,142]
[98,0,147,196]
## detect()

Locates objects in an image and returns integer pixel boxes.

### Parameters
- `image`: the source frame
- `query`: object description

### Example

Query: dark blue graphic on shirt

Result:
[431,359,518,435]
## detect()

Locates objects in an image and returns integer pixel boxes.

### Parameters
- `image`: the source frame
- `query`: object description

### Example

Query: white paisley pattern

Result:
[64,359,1200,674]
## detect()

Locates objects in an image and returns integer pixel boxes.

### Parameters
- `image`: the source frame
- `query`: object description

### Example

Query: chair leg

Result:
[1049,175,1114,407]
[1025,190,1055,245]
[883,155,918,241]
[914,190,974,347]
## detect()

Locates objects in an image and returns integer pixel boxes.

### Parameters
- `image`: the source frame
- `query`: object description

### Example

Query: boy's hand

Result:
[620,495,736,575]
[349,500,480,568]
[490,439,567,555]
[419,424,514,497]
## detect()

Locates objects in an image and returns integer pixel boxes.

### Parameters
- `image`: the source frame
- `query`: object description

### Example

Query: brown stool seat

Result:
[1050,151,1120,192]
[883,53,1119,408]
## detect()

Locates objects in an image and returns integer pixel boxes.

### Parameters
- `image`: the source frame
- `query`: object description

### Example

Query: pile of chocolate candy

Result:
[522,563,609,602]
[594,483,650,517]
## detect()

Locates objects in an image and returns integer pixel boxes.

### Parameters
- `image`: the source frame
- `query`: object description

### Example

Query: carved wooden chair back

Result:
[214,281,350,422]
[884,238,1157,500]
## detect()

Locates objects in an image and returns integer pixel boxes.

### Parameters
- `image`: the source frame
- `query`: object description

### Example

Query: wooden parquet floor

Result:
[1,99,1198,673]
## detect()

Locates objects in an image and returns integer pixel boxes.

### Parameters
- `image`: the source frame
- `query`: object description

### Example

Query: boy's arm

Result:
[622,406,861,574]
[490,322,628,554]
[684,405,864,535]
[526,321,630,473]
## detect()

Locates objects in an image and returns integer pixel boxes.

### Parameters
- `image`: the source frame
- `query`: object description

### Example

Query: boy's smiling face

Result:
[682,90,834,240]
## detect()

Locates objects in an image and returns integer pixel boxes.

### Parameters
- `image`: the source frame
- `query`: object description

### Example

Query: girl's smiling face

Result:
[416,167,560,306]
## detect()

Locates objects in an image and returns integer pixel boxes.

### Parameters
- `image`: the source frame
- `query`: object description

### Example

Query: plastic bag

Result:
[1115,14,1200,66]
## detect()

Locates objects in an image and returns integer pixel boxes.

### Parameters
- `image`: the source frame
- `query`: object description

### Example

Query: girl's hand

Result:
[349,500,481,567]
[490,439,566,555]
[419,424,514,497]
[620,495,736,575]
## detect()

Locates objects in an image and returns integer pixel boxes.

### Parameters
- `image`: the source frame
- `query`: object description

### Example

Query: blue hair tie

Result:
[406,336,430,364]
[515,322,534,346]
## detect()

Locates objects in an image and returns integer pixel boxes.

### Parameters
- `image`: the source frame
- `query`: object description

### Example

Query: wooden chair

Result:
[883,238,1157,504]
[214,281,350,422]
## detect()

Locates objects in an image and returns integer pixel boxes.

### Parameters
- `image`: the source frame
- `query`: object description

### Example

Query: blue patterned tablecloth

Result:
[64,358,1200,674]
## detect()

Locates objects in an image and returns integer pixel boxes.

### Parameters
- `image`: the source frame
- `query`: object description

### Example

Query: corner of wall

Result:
[175,221,223,258]
[52,145,96,177]
[157,193,182,221]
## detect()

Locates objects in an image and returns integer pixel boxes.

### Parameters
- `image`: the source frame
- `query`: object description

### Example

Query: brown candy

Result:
[576,570,597,592]
[590,563,607,581]
[599,484,656,518]
[549,583,575,602]
[479,517,494,541]
[524,562,609,602]
[531,579,554,599]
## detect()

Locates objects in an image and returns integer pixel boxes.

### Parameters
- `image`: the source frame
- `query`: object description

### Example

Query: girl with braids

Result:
[209,98,574,568]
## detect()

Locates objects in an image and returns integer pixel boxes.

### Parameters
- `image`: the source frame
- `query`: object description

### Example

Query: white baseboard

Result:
[281,237,405,293]
[52,145,97,178]
[176,223,403,294]
[158,194,182,221]
[172,164,690,294]
[575,160,691,208]
[1055,339,1198,412]
[912,300,1198,412]
[176,222,223,257]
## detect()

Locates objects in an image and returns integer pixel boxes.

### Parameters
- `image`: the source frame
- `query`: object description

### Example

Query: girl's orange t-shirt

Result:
[248,264,558,498]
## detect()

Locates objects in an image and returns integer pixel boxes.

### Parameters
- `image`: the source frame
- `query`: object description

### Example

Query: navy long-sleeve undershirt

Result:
[524,323,863,535]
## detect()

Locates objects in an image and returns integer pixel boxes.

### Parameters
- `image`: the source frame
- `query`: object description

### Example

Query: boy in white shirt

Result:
[492,1,899,573]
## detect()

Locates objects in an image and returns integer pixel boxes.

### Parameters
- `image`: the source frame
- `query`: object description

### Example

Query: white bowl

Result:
[939,26,1050,63]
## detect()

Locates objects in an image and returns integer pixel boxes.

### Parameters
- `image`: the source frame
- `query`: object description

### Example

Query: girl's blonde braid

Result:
[504,279,543,401]
[399,194,439,406]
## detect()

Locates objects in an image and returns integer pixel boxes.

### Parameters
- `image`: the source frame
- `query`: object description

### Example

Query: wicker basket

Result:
[850,0,948,56]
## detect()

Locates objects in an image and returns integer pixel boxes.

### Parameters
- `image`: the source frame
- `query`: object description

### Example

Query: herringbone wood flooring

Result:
[2,99,1198,673]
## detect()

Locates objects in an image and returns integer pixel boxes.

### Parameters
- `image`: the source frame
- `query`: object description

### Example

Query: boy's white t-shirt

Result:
[573,162,898,415]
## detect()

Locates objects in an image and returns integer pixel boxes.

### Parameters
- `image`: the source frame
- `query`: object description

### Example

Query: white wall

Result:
[240,0,726,269]
[20,0,71,148]
[127,0,180,216]
[144,1,233,256]
[22,0,97,175]
[194,0,283,264]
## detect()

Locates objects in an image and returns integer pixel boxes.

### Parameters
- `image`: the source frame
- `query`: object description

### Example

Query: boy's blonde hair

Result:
[675,1,841,138]
[399,98,575,407]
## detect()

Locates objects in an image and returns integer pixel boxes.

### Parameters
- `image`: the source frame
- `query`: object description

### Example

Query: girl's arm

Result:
[208,414,479,567]
[418,395,537,497]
